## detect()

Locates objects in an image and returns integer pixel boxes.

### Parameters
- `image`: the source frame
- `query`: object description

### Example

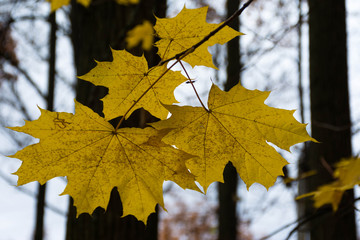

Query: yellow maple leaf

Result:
[297,157,360,211]
[115,0,139,4]
[312,184,345,211]
[334,157,360,187]
[154,6,242,68]
[47,0,90,11]
[47,0,138,11]
[126,21,154,51]
[78,49,187,120]
[8,101,197,222]
[297,183,346,212]
[151,83,314,191]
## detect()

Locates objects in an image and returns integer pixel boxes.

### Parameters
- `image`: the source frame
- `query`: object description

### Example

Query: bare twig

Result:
[285,196,360,240]
[178,60,209,112]
[16,66,46,99]
[320,157,334,178]
[159,0,255,66]
[259,217,302,240]
[312,120,351,132]
[0,171,66,216]
[9,83,33,121]
[285,209,328,240]
[261,196,360,239]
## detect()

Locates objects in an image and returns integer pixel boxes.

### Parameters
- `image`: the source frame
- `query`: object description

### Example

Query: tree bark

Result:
[298,1,356,239]
[218,0,241,239]
[34,11,56,240]
[66,1,166,239]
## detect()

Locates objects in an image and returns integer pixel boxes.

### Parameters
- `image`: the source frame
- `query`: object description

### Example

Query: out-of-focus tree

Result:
[218,0,241,239]
[66,1,166,239]
[0,1,71,239]
[297,0,357,239]
[159,191,255,240]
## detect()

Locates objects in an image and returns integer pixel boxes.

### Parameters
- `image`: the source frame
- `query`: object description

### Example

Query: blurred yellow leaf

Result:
[126,21,154,51]
[47,0,138,11]
[115,0,139,4]
[297,158,360,211]
[47,0,90,11]
[334,157,360,186]
[297,183,345,211]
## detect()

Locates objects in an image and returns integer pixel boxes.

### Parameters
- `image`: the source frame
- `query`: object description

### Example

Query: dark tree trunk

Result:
[218,0,241,239]
[223,0,241,92]
[66,1,166,239]
[298,1,356,239]
[34,11,57,240]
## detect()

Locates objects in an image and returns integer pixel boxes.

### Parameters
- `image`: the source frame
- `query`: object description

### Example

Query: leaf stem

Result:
[178,60,209,112]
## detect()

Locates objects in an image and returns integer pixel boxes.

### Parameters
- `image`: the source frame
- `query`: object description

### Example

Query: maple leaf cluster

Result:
[8,6,314,223]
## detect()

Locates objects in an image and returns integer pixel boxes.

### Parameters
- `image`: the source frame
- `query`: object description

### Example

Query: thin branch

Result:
[0,171,66,216]
[320,157,334,178]
[9,15,48,23]
[240,19,302,74]
[312,120,351,132]
[261,196,360,239]
[115,0,255,128]
[285,196,360,240]
[178,60,209,112]
[259,217,302,240]
[16,66,46,99]
[285,209,329,240]
[0,122,25,149]
[159,0,255,66]
[9,83,33,121]
[56,72,76,90]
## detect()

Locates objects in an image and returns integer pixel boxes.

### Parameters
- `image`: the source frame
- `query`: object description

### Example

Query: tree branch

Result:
[115,0,255,126]
[159,0,255,66]
[0,170,66,216]
[15,66,46,99]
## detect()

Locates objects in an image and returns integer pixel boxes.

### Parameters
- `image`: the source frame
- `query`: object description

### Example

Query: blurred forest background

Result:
[0,0,360,239]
